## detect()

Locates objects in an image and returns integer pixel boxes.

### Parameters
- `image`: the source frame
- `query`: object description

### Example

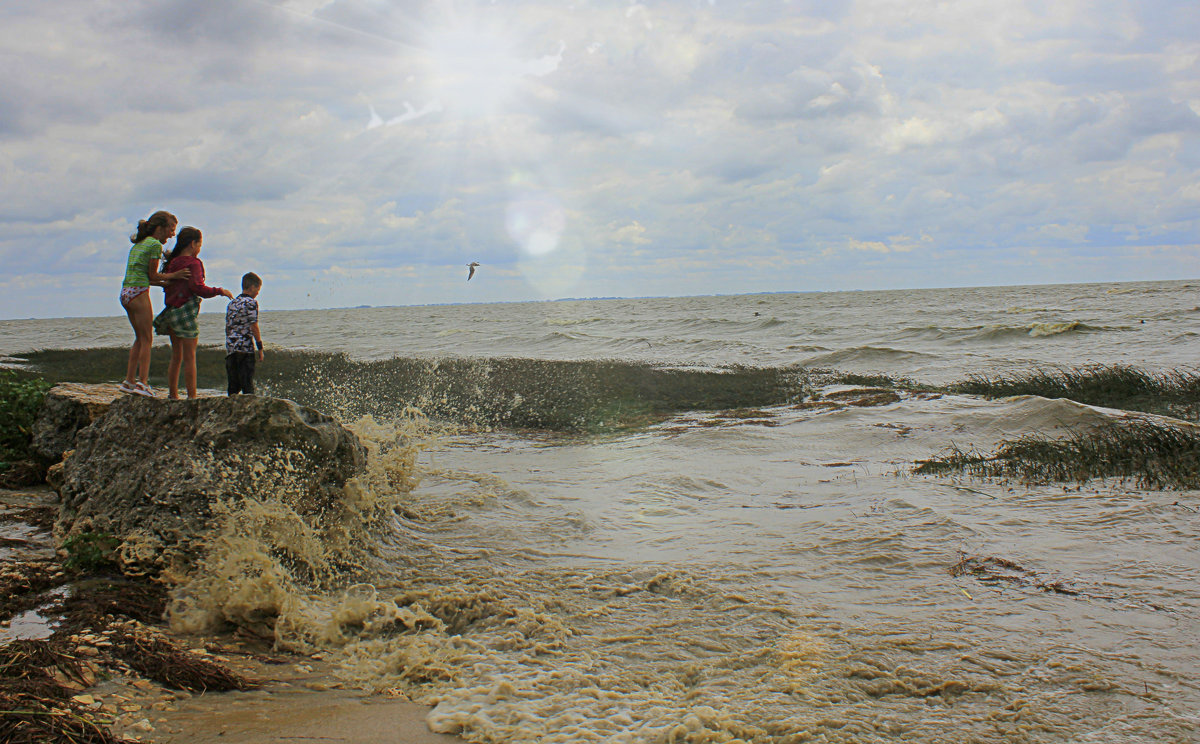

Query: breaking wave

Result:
[17,348,810,432]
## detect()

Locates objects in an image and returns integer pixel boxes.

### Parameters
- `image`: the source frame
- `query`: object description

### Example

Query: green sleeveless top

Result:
[123,237,164,288]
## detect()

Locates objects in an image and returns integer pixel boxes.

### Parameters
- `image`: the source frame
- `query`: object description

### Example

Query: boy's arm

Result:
[251,321,263,361]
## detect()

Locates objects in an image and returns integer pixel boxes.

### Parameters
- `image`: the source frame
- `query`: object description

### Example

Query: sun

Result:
[422,24,527,118]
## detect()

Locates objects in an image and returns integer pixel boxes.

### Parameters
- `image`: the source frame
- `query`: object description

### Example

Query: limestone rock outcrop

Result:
[47,390,366,568]
[30,382,123,464]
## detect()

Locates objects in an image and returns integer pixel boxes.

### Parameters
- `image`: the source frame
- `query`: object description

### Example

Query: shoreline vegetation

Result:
[913,419,1200,490]
[917,366,1200,489]
[946,365,1200,421]
[2,362,1199,740]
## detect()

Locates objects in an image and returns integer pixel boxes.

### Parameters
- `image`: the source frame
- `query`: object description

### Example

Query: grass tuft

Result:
[0,370,52,470]
[948,365,1200,421]
[915,418,1200,489]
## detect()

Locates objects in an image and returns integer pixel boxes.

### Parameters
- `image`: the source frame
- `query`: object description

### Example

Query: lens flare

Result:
[505,192,565,257]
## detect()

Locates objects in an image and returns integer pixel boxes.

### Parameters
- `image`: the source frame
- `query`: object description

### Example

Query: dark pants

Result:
[226,352,256,395]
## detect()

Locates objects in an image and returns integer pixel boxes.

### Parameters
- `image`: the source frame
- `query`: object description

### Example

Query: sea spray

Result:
[16,348,811,432]
[166,410,434,646]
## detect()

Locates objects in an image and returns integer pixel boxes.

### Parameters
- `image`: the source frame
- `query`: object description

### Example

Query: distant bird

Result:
[467,262,480,281]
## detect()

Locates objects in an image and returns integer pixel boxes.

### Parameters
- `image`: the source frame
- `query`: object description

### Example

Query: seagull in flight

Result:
[467,262,480,281]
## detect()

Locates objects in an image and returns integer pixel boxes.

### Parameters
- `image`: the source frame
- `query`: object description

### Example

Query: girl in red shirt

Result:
[152,227,233,399]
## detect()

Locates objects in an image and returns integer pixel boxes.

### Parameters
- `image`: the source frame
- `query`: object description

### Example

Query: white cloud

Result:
[611,221,651,246]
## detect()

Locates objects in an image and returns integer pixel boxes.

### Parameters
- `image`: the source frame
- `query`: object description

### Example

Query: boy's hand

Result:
[172,268,191,281]
[256,348,264,362]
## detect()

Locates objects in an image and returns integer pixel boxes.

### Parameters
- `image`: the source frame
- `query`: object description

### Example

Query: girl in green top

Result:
[120,210,190,397]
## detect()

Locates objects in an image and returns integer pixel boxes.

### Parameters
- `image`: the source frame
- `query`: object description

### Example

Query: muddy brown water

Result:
[4,280,1199,741]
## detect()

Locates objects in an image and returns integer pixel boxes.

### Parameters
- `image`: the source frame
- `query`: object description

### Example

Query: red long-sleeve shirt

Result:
[162,255,225,308]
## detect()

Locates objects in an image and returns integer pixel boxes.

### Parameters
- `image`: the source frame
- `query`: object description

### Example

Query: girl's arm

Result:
[147,257,189,286]
[186,261,231,299]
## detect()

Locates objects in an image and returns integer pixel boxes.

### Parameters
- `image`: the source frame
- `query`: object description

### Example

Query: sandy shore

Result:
[0,486,462,744]
[127,648,460,744]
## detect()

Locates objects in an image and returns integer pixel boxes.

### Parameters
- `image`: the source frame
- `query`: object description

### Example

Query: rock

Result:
[53,394,366,573]
[31,383,124,463]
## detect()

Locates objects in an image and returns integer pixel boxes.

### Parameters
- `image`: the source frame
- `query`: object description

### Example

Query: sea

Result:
[3,279,1199,743]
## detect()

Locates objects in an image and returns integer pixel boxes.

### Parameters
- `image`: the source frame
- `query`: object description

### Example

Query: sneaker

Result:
[132,382,157,398]
[118,381,138,394]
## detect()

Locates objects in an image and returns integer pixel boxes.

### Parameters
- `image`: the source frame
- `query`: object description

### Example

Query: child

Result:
[119,210,190,397]
[152,227,233,399]
[225,273,264,395]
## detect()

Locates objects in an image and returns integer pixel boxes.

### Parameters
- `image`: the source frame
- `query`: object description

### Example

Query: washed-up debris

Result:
[794,387,902,410]
[0,559,68,623]
[107,622,256,693]
[950,555,1079,596]
[0,638,121,744]
[52,580,167,633]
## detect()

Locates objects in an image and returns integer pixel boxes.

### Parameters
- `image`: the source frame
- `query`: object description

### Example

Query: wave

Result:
[963,321,1100,342]
[1028,321,1088,337]
[18,348,810,432]
[941,394,1119,441]
[893,325,953,341]
[543,317,609,327]
[754,317,788,329]
[784,344,830,353]
[801,346,937,367]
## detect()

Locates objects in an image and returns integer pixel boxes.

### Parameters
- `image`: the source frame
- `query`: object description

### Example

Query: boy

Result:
[225,272,264,395]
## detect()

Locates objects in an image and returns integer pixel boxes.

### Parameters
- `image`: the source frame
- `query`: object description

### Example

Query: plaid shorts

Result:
[153,296,201,339]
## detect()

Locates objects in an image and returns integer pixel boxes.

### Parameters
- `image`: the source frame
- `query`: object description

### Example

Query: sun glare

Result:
[423,25,525,117]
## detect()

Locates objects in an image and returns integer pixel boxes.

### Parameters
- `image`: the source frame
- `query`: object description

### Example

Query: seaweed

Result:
[948,365,1200,421]
[107,625,256,693]
[52,580,168,633]
[0,639,121,744]
[0,694,126,744]
[0,559,68,623]
[915,418,1200,489]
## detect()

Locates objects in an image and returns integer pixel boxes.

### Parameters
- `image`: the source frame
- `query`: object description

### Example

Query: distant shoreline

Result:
[1,276,1194,323]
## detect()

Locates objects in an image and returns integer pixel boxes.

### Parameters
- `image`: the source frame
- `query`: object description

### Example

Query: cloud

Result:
[610,220,651,246]
[136,169,299,204]
[0,0,1198,318]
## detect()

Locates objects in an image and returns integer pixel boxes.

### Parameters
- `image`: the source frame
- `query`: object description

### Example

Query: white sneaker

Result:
[132,382,157,398]
[118,381,138,394]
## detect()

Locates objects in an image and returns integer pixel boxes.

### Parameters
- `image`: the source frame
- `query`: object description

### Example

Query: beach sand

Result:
[123,649,461,744]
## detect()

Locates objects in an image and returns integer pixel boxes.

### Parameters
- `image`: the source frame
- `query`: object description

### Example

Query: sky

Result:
[2,0,1199,319]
